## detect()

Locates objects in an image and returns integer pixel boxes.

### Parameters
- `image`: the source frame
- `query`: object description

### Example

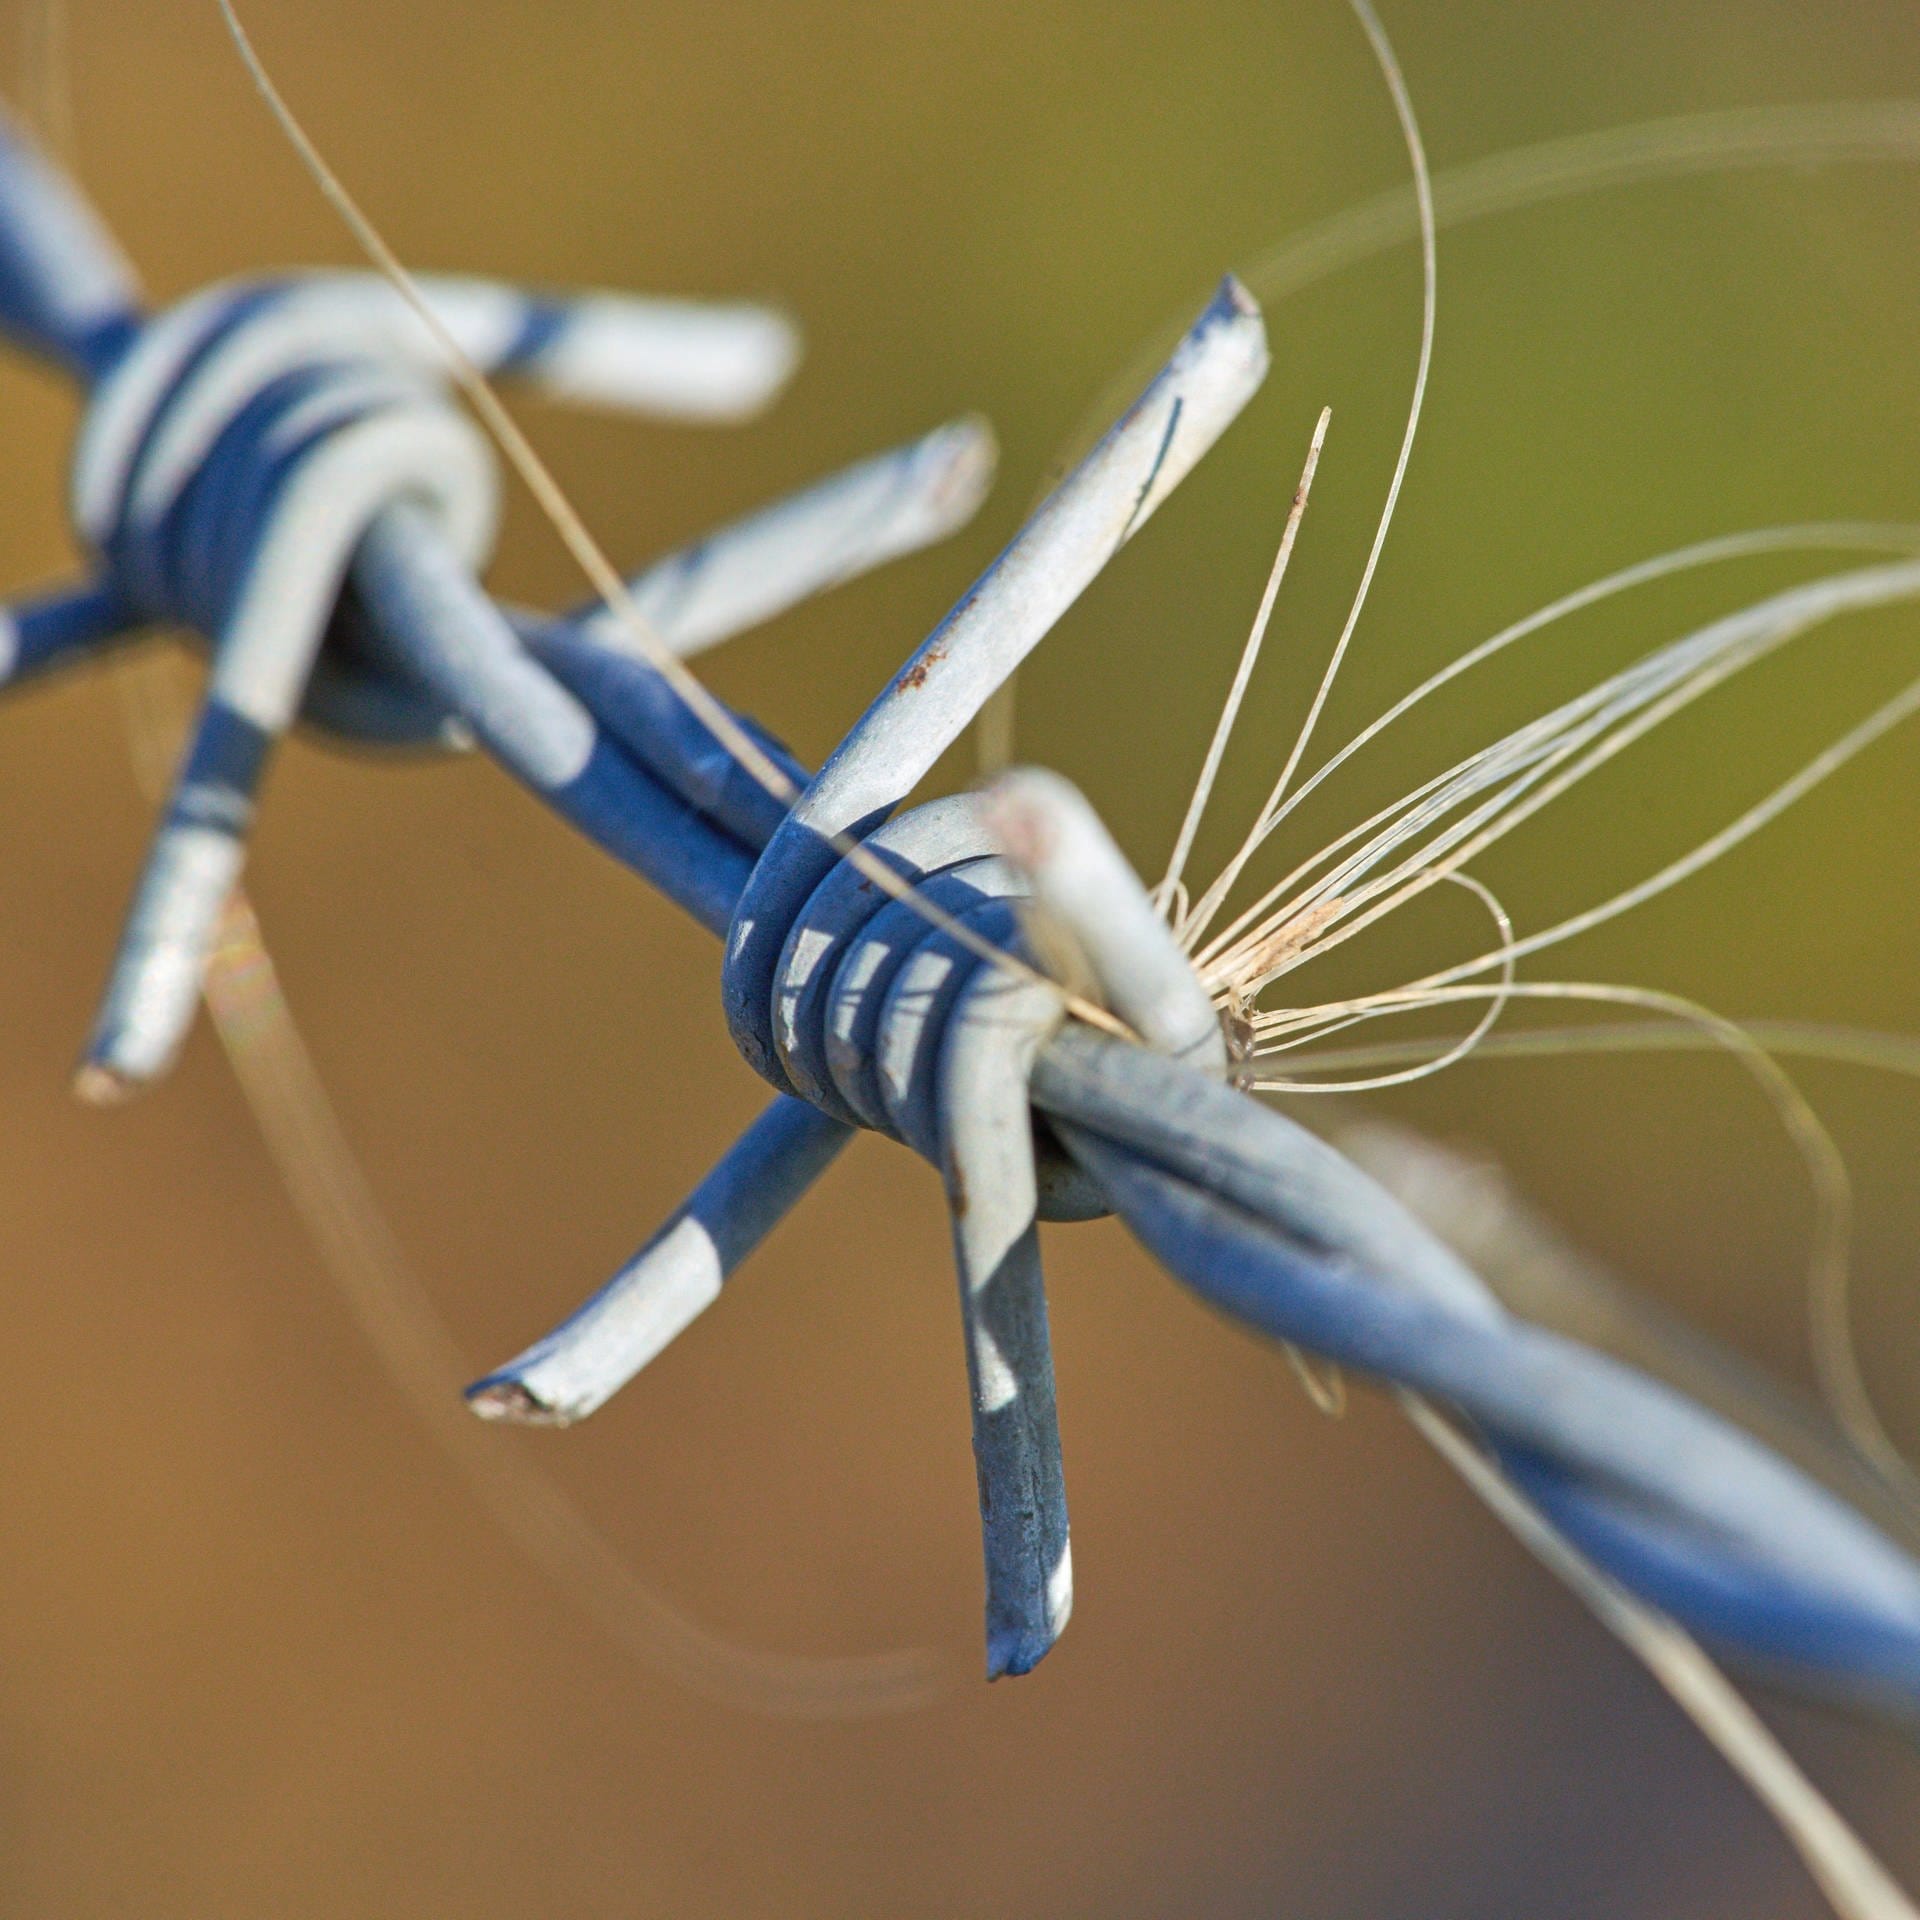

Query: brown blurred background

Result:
[4,1,1920,1913]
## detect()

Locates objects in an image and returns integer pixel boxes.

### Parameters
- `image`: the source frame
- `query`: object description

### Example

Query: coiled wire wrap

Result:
[9,96,1920,1710]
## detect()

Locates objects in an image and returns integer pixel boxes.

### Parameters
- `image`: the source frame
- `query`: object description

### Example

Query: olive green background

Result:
[2,1,1920,1913]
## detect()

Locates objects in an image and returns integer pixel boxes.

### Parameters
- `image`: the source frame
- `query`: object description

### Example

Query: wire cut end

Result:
[465,1376,574,1427]
[72,1060,142,1107]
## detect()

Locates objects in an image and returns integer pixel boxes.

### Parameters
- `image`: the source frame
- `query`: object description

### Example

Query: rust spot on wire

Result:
[899,642,946,691]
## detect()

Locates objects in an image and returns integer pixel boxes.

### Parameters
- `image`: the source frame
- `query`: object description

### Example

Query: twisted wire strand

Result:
[8,77,1920,1767]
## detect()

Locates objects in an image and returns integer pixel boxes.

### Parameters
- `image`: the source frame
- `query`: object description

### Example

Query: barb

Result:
[205,883,947,1719]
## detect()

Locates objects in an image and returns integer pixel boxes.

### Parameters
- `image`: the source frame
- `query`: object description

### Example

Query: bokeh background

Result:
[4,1,1920,1913]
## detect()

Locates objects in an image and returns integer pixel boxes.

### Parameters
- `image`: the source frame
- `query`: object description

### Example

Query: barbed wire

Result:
[5,43,1920,1916]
